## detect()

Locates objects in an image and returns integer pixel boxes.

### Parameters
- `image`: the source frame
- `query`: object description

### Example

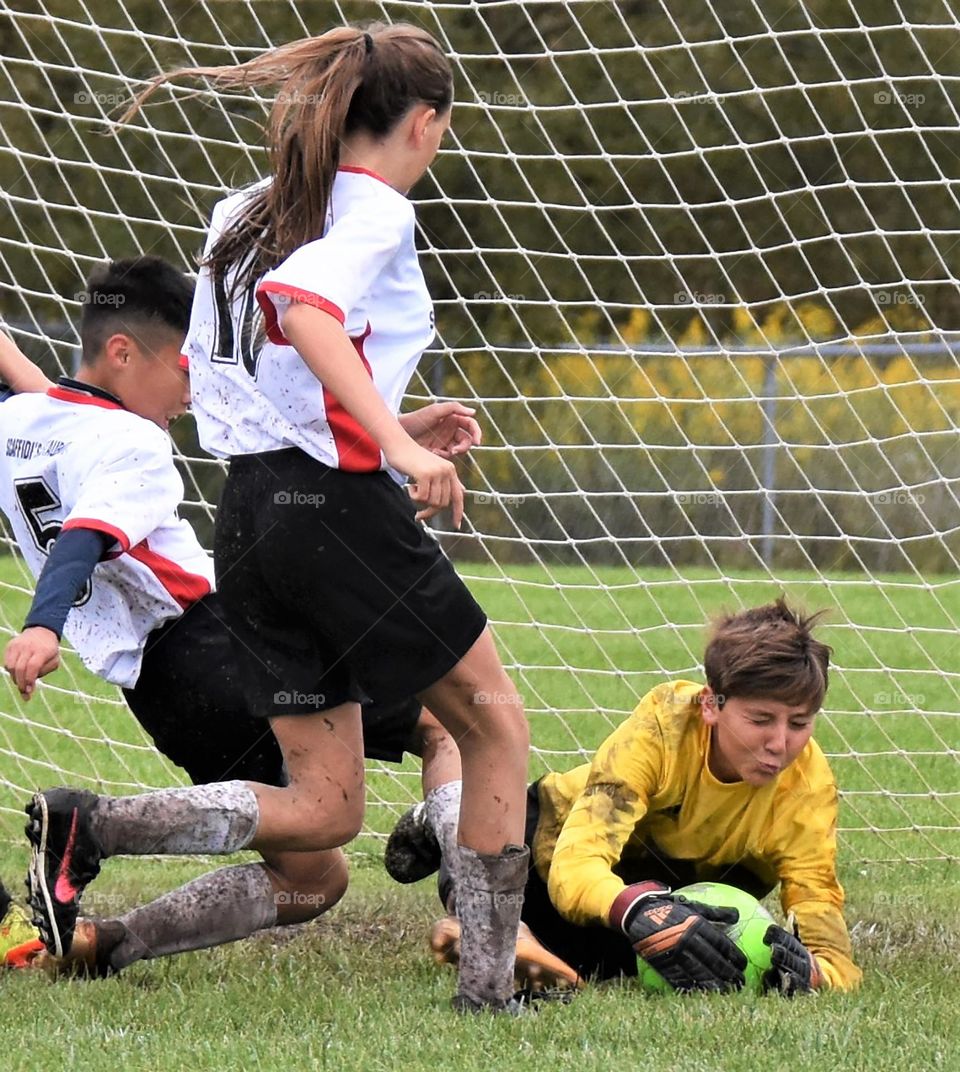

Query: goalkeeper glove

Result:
[762,923,824,995]
[609,880,747,992]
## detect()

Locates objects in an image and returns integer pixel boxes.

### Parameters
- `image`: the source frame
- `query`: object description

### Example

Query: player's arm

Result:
[548,697,747,991]
[0,328,54,394]
[5,425,186,700]
[766,779,863,992]
[4,529,113,699]
[257,204,465,526]
[281,306,463,524]
[547,708,661,926]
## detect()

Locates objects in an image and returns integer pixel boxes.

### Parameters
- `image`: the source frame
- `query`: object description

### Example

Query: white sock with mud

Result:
[454,843,529,1009]
[90,781,259,857]
[101,863,277,971]
[425,780,462,889]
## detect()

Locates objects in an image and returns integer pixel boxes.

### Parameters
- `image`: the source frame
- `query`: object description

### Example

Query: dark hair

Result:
[121,23,453,296]
[703,597,831,712]
[79,256,193,363]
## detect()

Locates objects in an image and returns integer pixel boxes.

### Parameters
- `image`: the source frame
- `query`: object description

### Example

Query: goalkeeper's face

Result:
[701,689,816,786]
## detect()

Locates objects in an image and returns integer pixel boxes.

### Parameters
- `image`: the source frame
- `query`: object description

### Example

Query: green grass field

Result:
[1,556,959,1070]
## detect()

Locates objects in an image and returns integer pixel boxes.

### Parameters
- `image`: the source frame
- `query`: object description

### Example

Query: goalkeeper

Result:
[399,599,862,993]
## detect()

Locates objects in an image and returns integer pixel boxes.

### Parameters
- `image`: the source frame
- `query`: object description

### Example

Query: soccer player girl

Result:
[0,261,460,978]
[412,599,862,994]
[106,22,532,1013]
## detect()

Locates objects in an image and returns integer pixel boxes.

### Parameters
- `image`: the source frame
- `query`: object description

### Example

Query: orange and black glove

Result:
[762,924,823,995]
[610,880,747,993]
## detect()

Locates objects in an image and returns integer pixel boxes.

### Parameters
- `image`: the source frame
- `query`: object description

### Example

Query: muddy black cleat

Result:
[25,789,104,958]
[384,802,442,884]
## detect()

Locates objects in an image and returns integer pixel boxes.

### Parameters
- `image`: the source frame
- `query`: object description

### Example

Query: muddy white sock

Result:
[103,863,277,970]
[424,781,462,887]
[454,843,529,1009]
[90,781,259,857]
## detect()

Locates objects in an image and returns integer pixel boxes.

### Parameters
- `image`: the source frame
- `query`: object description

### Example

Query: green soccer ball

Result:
[637,881,774,994]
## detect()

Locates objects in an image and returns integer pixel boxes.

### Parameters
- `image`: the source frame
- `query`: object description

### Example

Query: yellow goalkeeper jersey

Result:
[536,680,861,990]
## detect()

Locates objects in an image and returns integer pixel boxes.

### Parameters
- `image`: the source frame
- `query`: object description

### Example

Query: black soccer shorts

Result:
[213,448,488,717]
[124,595,425,785]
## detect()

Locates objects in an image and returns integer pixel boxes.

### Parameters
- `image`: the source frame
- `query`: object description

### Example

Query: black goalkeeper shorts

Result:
[214,447,487,717]
[124,595,425,786]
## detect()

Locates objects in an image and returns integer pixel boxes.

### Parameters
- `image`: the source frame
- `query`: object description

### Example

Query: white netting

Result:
[1,1,958,860]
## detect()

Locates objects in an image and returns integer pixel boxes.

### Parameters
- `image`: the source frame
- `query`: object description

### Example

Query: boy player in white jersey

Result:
[0,259,463,976]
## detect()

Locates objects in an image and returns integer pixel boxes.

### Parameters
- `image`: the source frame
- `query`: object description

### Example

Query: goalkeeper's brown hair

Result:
[704,598,831,712]
[120,23,452,298]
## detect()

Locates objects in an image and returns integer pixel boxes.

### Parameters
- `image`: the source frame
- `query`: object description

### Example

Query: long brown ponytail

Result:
[121,23,452,295]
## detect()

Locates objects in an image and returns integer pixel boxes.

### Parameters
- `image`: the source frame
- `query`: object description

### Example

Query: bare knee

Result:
[298,799,364,849]
[284,778,365,849]
[262,848,349,925]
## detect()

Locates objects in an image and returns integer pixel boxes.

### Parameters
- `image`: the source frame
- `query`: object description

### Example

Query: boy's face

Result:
[700,687,817,786]
[99,331,190,431]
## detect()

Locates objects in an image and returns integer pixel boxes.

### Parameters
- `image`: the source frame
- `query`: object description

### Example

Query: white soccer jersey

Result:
[0,383,214,687]
[184,167,435,470]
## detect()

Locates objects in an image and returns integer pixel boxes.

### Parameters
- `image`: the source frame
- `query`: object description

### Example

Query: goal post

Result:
[0,0,958,863]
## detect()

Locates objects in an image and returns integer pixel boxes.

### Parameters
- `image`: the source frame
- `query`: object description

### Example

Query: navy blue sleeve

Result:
[23,528,113,638]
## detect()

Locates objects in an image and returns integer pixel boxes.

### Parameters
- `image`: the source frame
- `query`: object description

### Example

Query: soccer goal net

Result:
[0,1,958,864]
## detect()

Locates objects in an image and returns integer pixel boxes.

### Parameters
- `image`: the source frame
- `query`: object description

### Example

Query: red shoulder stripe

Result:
[62,518,131,553]
[256,283,345,345]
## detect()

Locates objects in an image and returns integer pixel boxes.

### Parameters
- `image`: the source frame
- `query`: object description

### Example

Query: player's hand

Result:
[385,438,465,528]
[399,402,481,459]
[762,924,823,995]
[4,627,61,701]
[610,881,747,992]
